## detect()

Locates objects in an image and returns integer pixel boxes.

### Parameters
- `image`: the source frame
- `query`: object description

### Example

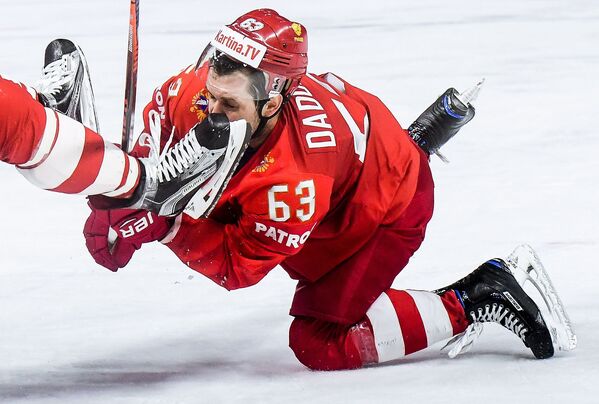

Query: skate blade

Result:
[74,44,101,132]
[506,244,577,352]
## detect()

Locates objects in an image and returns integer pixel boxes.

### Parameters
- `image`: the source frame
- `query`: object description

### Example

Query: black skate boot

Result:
[90,113,252,218]
[408,80,483,162]
[436,258,554,359]
[35,38,100,131]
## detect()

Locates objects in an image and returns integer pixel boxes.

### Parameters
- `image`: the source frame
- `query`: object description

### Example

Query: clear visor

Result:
[195,44,288,102]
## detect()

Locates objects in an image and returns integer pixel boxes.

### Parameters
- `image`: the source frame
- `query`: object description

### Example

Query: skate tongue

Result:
[44,38,77,66]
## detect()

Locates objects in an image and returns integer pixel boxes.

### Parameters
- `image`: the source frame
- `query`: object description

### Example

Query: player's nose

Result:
[208,99,223,114]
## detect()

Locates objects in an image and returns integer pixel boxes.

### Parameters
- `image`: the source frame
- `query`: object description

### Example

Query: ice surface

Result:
[1,0,598,403]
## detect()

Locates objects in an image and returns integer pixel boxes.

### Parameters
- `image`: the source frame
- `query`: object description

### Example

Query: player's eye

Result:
[223,100,238,109]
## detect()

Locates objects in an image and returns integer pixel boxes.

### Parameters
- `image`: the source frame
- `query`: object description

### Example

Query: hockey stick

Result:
[121,0,140,152]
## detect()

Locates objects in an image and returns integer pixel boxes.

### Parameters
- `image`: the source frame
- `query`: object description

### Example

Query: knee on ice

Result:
[288,317,363,371]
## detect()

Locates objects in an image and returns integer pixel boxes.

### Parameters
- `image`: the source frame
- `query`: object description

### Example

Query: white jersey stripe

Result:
[323,73,347,94]
[306,73,339,95]
[17,112,85,190]
[366,292,405,362]
[407,290,453,345]
[19,108,58,168]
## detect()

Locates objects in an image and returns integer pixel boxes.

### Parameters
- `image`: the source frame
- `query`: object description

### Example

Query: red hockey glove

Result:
[83,203,172,271]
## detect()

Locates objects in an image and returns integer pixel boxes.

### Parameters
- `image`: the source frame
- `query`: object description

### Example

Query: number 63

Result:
[267,179,315,222]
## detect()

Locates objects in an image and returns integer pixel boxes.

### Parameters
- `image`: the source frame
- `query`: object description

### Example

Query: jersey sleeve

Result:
[163,172,334,290]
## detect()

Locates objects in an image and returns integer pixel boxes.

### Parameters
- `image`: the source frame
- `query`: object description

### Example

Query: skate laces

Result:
[35,53,78,97]
[139,113,222,184]
[473,303,528,341]
[442,323,483,358]
[156,130,204,182]
[443,303,528,358]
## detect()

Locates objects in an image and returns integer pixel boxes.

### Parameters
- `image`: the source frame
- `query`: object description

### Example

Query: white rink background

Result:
[1,1,598,403]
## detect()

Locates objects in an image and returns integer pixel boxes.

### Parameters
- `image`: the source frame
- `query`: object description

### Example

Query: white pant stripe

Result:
[366,292,405,362]
[407,290,453,346]
[17,112,85,189]
[19,108,58,168]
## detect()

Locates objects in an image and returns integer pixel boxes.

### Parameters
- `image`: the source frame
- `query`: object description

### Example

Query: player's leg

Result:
[290,256,564,370]
[289,288,467,370]
[288,231,472,370]
[317,255,560,367]
[0,75,139,197]
[0,77,45,165]
[288,156,561,369]
[288,150,451,370]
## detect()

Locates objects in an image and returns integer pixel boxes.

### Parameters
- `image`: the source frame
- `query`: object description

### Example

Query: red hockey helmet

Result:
[197,9,308,100]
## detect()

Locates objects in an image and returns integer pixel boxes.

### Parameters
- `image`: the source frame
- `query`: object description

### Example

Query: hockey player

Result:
[1,10,574,370]
[80,9,575,369]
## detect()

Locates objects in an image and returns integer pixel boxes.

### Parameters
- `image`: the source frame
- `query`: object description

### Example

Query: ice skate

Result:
[436,246,575,359]
[35,38,100,131]
[94,113,252,218]
[408,80,483,162]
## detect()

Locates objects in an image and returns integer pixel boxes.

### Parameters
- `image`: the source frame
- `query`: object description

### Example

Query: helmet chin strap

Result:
[250,79,295,141]
[251,95,289,140]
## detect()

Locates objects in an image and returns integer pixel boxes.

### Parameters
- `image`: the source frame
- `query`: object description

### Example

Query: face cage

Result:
[195,44,291,102]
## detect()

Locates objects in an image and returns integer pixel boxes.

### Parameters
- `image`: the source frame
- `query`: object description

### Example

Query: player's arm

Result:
[163,173,333,290]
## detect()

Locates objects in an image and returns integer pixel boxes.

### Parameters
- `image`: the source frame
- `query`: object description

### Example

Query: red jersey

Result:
[137,66,422,290]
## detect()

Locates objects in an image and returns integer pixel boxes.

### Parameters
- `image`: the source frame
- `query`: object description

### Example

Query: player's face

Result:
[206,68,260,132]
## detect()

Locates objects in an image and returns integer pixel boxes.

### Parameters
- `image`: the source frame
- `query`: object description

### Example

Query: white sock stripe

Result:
[366,292,405,362]
[123,155,141,194]
[17,113,85,189]
[81,142,126,195]
[79,141,123,195]
[19,108,58,168]
[407,290,454,345]
[100,154,140,197]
